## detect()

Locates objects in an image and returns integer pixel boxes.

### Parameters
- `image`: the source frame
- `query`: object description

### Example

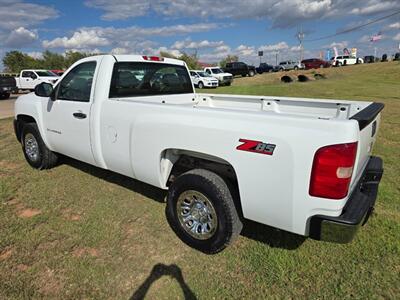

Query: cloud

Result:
[42,23,220,51]
[4,27,38,47]
[171,39,225,50]
[0,0,58,30]
[327,41,349,49]
[85,0,150,20]
[26,51,43,59]
[43,29,110,49]
[387,22,400,30]
[236,44,255,56]
[84,0,400,28]
[259,42,289,52]
[350,1,399,15]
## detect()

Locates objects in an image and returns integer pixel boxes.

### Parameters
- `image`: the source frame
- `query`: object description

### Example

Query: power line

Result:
[305,9,400,42]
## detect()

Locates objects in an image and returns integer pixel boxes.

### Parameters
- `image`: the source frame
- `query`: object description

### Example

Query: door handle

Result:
[73,112,87,119]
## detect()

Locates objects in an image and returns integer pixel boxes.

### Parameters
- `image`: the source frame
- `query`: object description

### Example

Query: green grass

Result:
[1,62,399,299]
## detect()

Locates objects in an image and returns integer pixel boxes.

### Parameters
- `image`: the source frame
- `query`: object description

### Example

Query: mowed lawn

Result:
[1,62,399,299]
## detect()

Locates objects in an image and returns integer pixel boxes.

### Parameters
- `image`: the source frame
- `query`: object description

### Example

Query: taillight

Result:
[142,56,164,61]
[309,142,358,199]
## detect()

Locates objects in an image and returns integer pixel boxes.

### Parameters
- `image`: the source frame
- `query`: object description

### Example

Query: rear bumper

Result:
[309,156,383,243]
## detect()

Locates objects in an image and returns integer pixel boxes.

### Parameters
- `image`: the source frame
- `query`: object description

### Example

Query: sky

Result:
[0,0,400,70]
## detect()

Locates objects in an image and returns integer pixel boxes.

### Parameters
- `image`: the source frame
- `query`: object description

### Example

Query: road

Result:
[0,94,18,119]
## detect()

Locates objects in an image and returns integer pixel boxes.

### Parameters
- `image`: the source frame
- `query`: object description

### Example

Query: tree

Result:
[178,52,201,70]
[219,55,239,68]
[2,51,38,73]
[41,51,65,69]
[159,51,201,69]
[64,51,92,68]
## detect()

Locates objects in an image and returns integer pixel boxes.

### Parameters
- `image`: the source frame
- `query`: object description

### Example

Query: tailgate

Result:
[351,103,384,181]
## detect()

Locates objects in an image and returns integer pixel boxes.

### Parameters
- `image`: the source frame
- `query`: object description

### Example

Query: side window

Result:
[205,69,211,74]
[190,71,195,76]
[226,63,232,68]
[56,62,96,102]
[109,62,193,98]
[22,71,32,78]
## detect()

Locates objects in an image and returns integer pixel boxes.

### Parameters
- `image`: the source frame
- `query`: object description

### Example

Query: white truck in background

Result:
[14,55,384,254]
[15,70,59,91]
[203,67,233,86]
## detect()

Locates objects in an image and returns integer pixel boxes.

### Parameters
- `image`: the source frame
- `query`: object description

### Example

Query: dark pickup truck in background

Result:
[256,63,274,74]
[0,75,17,99]
[223,62,256,77]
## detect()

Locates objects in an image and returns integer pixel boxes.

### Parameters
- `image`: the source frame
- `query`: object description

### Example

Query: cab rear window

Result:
[109,62,193,98]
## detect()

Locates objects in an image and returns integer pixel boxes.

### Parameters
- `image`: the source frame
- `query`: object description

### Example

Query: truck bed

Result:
[197,93,372,121]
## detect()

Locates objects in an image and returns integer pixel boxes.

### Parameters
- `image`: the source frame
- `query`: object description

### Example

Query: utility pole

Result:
[296,26,305,61]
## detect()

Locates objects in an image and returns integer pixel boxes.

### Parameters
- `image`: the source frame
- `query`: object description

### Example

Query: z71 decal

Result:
[236,139,276,155]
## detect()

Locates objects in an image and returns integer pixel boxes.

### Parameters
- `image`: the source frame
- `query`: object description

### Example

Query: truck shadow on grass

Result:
[130,263,196,300]
[63,157,167,203]
[63,157,305,250]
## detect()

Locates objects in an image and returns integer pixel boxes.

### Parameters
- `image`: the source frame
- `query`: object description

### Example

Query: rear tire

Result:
[21,123,58,170]
[0,92,10,100]
[294,66,298,71]
[166,169,242,254]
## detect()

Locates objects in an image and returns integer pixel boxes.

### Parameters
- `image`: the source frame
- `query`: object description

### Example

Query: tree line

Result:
[2,51,94,73]
[2,50,239,73]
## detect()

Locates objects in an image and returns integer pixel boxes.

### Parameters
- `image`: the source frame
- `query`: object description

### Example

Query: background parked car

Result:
[203,67,233,86]
[277,61,305,71]
[190,70,219,89]
[394,53,400,61]
[223,62,256,77]
[50,69,65,76]
[331,56,364,66]
[15,69,59,91]
[256,63,274,74]
[301,58,330,69]
[0,75,17,99]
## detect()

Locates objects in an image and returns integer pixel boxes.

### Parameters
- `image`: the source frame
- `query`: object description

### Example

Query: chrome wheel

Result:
[24,133,39,162]
[176,190,217,240]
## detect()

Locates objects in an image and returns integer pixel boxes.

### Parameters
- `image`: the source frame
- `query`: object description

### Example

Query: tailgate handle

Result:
[73,112,87,119]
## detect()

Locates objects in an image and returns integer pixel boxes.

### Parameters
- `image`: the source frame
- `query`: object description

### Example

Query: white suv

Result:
[331,56,364,66]
[190,70,219,89]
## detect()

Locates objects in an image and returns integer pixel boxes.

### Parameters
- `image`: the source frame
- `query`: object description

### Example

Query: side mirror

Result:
[34,82,54,99]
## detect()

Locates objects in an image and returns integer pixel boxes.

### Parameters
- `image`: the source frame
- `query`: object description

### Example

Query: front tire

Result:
[166,169,242,254]
[21,123,58,169]
[248,70,255,77]
[198,81,204,89]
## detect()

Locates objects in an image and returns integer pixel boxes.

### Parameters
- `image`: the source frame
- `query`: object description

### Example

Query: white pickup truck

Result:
[15,69,59,91]
[13,55,384,254]
[204,67,233,86]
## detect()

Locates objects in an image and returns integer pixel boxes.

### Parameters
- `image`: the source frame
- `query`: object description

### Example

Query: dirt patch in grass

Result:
[5,198,19,205]
[0,247,13,261]
[17,208,42,218]
[72,247,100,258]
[37,267,64,297]
[15,264,29,272]
[61,208,81,221]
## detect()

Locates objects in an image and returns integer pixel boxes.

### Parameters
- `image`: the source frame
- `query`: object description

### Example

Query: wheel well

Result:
[162,150,243,217]
[15,114,36,141]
